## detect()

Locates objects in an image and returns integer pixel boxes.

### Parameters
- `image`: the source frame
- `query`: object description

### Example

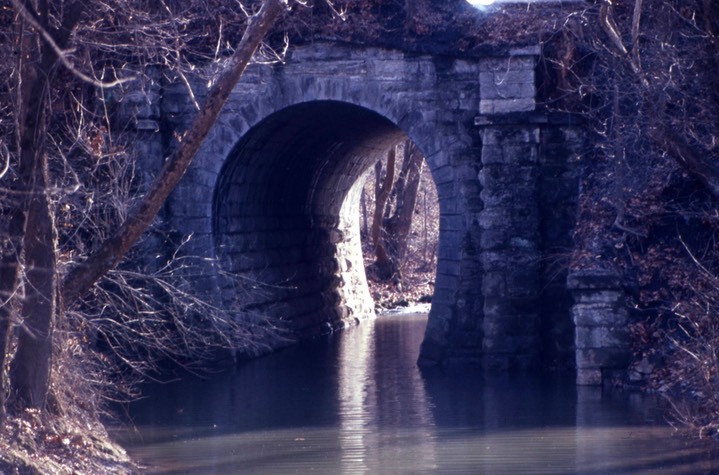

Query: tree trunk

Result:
[9,160,57,411]
[385,140,423,264]
[62,0,286,305]
[0,243,17,420]
[360,187,369,239]
[371,148,397,281]
[3,6,59,413]
[2,0,285,417]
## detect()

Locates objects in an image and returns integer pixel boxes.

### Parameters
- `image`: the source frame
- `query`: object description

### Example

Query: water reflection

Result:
[115,314,719,474]
[337,311,375,473]
[336,314,438,473]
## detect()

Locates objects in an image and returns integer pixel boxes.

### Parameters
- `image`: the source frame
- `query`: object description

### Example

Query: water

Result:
[115,313,719,474]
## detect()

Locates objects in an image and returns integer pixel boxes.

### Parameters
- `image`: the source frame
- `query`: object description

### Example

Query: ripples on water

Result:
[114,313,719,474]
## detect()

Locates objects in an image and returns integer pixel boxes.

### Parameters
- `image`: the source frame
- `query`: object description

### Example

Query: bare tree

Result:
[543,0,719,424]
[367,141,426,285]
[0,0,288,421]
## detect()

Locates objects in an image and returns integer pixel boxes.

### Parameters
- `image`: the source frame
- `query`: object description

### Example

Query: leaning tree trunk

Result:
[62,0,286,305]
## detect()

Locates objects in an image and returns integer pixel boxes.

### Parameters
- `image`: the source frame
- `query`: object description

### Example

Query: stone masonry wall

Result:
[474,47,585,372]
[119,41,629,383]
[569,271,631,385]
[478,123,542,370]
[157,43,485,351]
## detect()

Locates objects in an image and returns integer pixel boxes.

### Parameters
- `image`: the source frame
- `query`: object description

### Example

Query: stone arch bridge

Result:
[127,43,629,385]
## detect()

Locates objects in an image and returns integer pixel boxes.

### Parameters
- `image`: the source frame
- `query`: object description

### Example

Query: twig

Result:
[0,142,9,179]
[10,0,134,88]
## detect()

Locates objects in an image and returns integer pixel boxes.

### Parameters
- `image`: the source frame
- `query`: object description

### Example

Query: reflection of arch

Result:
[212,101,439,337]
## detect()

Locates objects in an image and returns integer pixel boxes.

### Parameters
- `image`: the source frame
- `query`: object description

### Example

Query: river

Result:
[114,312,719,474]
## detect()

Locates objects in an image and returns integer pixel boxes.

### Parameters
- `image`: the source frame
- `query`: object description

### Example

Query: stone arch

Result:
[147,42,623,381]
[165,44,482,361]
[212,99,448,338]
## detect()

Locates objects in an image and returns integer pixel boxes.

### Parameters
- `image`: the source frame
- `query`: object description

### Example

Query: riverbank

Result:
[0,409,137,475]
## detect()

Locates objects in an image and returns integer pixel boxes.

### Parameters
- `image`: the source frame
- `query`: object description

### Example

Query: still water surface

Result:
[116,313,719,474]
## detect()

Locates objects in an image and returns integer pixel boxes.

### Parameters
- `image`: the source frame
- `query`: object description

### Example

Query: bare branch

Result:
[0,143,9,179]
[62,0,288,305]
[10,0,135,88]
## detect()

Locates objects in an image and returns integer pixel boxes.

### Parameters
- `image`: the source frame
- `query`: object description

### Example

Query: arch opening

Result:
[213,101,434,338]
[358,142,439,309]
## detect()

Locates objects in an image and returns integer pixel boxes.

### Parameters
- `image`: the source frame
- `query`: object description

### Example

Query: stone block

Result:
[576,368,603,386]
[479,163,538,188]
[477,211,514,232]
[480,79,535,101]
[480,127,540,146]
[439,214,464,232]
[572,303,628,327]
[484,297,539,318]
[505,271,540,296]
[432,165,455,184]
[482,272,507,295]
[479,56,535,73]
[572,289,625,305]
[134,119,159,131]
[575,326,631,349]
[478,190,515,210]
[575,347,631,370]
[481,250,536,271]
[503,144,539,164]
[567,271,622,290]
[450,59,478,75]
[510,46,541,56]
[480,98,535,114]
[482,69,535,86]
[508,237,538,252]
[560,126,584,144]
[479,145,504,165]
[435,182,456,200]
[374,59,434,80]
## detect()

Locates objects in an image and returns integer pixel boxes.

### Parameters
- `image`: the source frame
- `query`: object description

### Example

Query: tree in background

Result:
[363,140,437,303]
[370,147,397,281]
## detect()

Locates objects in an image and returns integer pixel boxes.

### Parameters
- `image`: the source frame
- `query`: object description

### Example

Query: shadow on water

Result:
[113,313,719,474]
